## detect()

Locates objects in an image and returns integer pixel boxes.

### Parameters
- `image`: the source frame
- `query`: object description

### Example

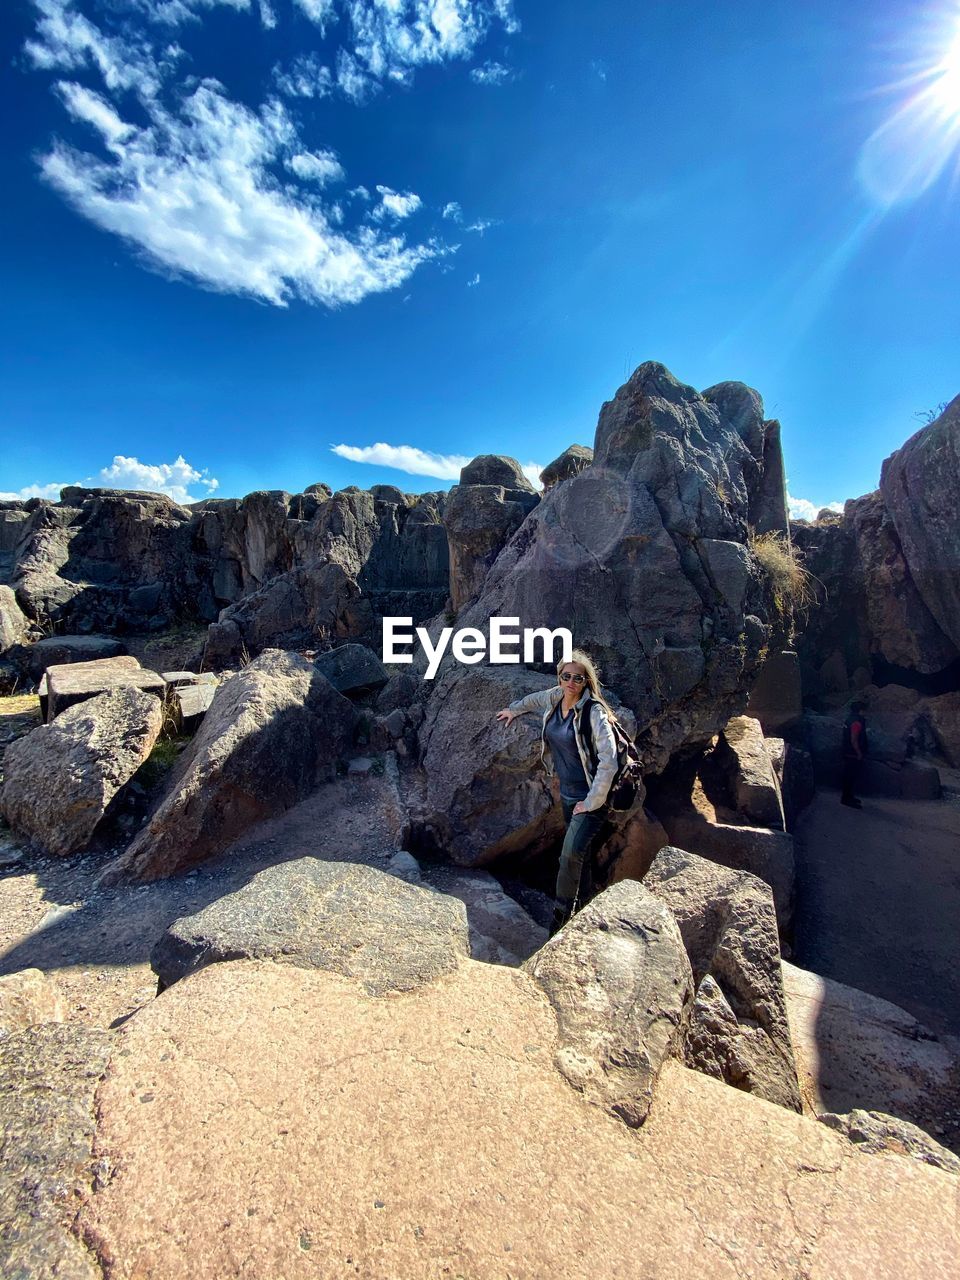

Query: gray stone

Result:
[314,643,389,695]
[715,715,786,830]
[46,660,165,721]
[0,586,30,653]
[539,445,593,489]
[443,483,539,611]
[0,687,163,856]
[26,635,126,679]
[819,1110,960,1176]
[0,1022,113,1280]
[418,864,547,964]
[38,655,141,722]
[459,455,536,491]
[746,649,802,732]
[645,845,802,1111]
[701,539,751,615]
[524,880,694,1126]
[102,651,357,882]
[151,857,471,996]
[172,682,216,733]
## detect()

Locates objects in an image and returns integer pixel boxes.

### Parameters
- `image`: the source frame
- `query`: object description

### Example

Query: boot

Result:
[549,897,574,938]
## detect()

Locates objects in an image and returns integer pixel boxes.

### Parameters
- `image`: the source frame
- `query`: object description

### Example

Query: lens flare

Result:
[858,10,960,204]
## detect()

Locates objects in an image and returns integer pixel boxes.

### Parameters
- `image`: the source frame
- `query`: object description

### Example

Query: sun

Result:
[933,31,960,115]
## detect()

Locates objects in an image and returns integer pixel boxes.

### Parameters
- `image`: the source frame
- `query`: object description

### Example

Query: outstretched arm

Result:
[495,687,558,726]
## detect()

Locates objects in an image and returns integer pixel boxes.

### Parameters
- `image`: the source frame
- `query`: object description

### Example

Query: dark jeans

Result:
[556,797,606,911]
[841,756,863,801]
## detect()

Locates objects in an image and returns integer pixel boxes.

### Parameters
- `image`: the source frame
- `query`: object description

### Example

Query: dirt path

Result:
[792,780,960,1037]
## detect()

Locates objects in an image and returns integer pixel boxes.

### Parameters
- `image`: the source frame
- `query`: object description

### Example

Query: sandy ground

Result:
[792,778,960,1037]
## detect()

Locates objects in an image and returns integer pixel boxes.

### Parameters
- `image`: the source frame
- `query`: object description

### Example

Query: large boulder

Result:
[0,687,163,856]
[0,586,30,654]
[0,1022,113,1280]
[459,454,536,491]
[77,960,960,1279]
[645,845,802,1111]
[714,715,786,830]
[24,635,127,679]
[152,858,471,996]
[314,643,388,696]
[524,880,694,1126]
[880,393,960,651]
[102,650,357,882]
[539,444,593,489]
[442,484,539,612]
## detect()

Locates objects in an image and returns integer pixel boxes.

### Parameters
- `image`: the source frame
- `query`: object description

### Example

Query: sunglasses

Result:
[559,672,586,684]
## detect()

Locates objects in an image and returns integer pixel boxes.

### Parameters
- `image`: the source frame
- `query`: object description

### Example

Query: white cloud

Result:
[345,0,513,80]
[466,272,480,286]
[288,149,345,184]
[130,0,251,24]
[442,200,462,221]
[40,77,438,306]
[590,58,607,82]
[0,454,220,505]
[331,442,471,480]
[469,60,513,86]
[258,0,277,28]
[373,185,422,220]
[336,47,376,101]
[293,0,337,30]
[0,481,74,502]
[273,52,334,98]
[787,494,844,522]
[465,216,496,234]
[331,441,543,490]
[25,0,176,98]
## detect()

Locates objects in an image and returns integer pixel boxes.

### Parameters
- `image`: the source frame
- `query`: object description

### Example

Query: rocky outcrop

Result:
[819,1110,960,1175]
[0,687,163,855]
[0,585,30,653]
[459,454,536,491]
[103,651,356,882]
[713,715,786,830]
[0,1022,113,1280]
[152,858,470,995]
[314,643,389,696]
[525,880,694,1126]
[645,845,802,1111]
[76,959,960,1279]
[443,483,539,612]
[539,444,593,489]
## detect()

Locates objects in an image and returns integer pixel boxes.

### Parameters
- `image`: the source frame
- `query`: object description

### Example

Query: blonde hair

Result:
[557,648,617,722]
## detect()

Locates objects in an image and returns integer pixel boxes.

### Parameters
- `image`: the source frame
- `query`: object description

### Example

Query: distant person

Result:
[495,649,619,935]
[841,700,868,809]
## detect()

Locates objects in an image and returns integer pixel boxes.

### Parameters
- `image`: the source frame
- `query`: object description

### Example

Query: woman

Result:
[496,649,619,934]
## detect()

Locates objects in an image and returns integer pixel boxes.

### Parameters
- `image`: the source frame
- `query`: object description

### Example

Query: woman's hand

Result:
[496,708,516,726]
[573,801,588,815]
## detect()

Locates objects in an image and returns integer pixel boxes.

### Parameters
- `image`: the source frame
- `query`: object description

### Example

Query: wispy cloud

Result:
[787,494,844,522]
[332,442,472,480]
[292,0,337,31]
[287,149,344,184]
[332,441,543,490]
[273,52,334,98]
[0,454,220,505]
[466,272,480,286]
[470,60,514,86]
[345,1,518,82]
[589,58,607,82]
[442,200,463,222]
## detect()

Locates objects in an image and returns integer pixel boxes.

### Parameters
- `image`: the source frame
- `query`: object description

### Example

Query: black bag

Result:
[580,697,643,811]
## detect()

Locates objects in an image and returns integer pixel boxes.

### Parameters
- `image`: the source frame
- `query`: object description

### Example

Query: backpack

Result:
[579,697,644,811]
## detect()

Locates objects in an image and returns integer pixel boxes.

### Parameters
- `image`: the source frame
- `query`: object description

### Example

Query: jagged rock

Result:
[370,484,406,504]
[459,454,536,491]
[0,688,163,856]
[0,586,30,653]
[595,805,670,887]
[782,961,960,1152]
[880,393,960,651]
[76,959,960,1279]
[152,858,470,996]
[524,880,694,1126]
[102,651,356,882]
[314,643,389,695]
[302,482,332,498]
[924,690,960,765]
[443,483,539,611]
[756,418,790,536]
[745,648,802,732]
[656,812,794,933]
[0,969,65,1038]
[38,655,141,721]
[714,715,786,830]
[819,1110,960,1176]
[539,445,593,489]
[645,845,802,1111]
[171,682,216,733]
[0,1022,113,1280]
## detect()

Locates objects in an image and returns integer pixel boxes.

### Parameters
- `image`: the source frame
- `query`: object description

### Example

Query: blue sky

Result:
[2,1,960,514]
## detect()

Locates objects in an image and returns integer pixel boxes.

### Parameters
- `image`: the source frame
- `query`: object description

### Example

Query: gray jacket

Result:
[507,685,619,812]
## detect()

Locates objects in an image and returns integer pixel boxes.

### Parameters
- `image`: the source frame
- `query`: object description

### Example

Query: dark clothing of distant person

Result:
[841,710,868,807]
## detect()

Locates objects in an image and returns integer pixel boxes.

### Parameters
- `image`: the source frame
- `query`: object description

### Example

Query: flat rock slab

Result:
[38,655,141,720]
[47,662,164,721]
[0,1022,113,1280]
[314,643,388,695]
[151,857,471,995]
[78,959,960,1280]
[26,635,126,679]
[0,687,163,856]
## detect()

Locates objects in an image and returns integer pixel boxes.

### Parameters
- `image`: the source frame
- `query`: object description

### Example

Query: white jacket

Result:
[507,685,619,812]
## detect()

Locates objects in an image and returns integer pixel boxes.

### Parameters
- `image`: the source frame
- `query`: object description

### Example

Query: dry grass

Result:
[749,530,820,618]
